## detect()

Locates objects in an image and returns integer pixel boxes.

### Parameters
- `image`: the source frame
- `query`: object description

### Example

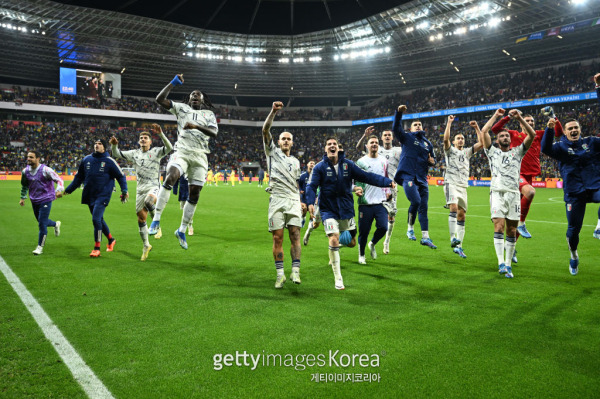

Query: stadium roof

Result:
[1,0,600,106]
[50,0,409,36]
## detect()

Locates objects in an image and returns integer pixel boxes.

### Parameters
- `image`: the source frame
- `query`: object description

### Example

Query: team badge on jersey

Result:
[567,204,572,212]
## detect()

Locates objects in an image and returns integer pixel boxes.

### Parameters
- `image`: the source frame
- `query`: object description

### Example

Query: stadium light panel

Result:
[279,58,290,63]
[557,35,563,39]
[234,83,237,89]
[512,57,517,61]
[489,17,501,27]
[334,55,340,61]
[417,21,429,30]
[502,49,510,55]
[436,33,442,39]
[454,66,460,72]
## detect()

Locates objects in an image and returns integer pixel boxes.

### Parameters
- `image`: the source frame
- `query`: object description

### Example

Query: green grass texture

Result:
[1,181,599,398]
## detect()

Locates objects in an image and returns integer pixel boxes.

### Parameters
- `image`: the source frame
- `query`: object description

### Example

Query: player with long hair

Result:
[148,74,218,249]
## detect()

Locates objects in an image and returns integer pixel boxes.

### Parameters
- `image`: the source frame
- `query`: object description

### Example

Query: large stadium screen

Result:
[59,67,122,99]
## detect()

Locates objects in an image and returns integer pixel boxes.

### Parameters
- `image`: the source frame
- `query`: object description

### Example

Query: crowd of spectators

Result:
[2,100,598,180]
[1,61,598,180]
[2,61,598,122]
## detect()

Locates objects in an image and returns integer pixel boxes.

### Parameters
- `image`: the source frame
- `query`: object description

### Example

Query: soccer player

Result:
[258,169,265,187]
[442,116,484,258]
[357,127,402,254]
[262,101,303,288]
[206,169,214,186]
[306,137,394,290]
[491,107,563,239]
[355,134,391,265]
[64,139,129,257]
[303,143,346,246]
[173,175,194,235]
[481,109,535,278]
[19,150,64,255]
[147,74,218,250]
[110,124,172,260]
[299,160,315,228]
[392,105,437,248]
[540,73,600,275]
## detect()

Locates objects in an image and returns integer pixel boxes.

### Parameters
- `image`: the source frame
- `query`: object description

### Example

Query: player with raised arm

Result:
[110,124,172,260]
[392,105,437,249]
[442,116,484,258]
[491,106,563,240]
[357,127,402,254]
[355,134,391,265]
[481,109,535,278]
[540,73,600,275]
[305,137,394,290]
[147,74,218,250]
[19,150,64,255]
[64,139,129,257]
[262,101,303,288]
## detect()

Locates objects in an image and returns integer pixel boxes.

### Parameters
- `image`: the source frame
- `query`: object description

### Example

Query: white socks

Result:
[179,201,197,233]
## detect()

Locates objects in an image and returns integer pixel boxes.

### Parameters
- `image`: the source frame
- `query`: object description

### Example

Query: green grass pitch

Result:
[1,181,599,398]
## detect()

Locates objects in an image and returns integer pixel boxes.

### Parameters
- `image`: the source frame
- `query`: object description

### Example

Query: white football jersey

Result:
[264,139,301,200]
[113,146,169,192]
[169,101,218,154]
[356,155,388,205]
[444,146,474,188]
[484,144,526,193]
[378,146,402,178]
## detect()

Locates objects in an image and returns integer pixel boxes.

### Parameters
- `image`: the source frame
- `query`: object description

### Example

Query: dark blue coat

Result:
[541,128,600,201]
[65,151,128,206]
[306,151,392,221]
[392,110,435,185]
[298,171,310,204]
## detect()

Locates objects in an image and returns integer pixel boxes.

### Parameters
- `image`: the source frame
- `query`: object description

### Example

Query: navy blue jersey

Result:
[298,171,310,204]
[306,151,392,221]
[392,111,435,185]
[65,151,127,206]
[541,128,600,201]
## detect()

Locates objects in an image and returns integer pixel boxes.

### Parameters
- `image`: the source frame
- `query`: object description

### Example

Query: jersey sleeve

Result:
[169,101,184,116]
[43,166,64,191]
[114,148,135,162]
[204,111,218,131]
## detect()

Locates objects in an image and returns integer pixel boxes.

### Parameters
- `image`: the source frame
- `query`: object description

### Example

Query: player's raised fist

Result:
[151,123,163,134]
[364,125,375,135]
[170,74,184,86]
[495,108,505,116]
[469,121,478,127]
[272,101,283,111]
[547,119,556,129]
[594,73,600,85]
[508,109,520,119]
[109,136,118,145]
[447,115,455,122]
[397,105,407,113]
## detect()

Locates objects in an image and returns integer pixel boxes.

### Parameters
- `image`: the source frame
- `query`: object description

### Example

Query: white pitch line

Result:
[0,255,115,399]
[427,211,595,227]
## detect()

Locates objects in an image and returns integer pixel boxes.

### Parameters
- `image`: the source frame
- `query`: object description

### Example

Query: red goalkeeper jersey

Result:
[491,116,563,177]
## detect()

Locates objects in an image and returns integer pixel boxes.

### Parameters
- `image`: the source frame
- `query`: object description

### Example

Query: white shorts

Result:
[135,186,159,213]
[168,151,208,186]
[444,184,468,212]
[323,218,356,235]
[268,196,303,231]
[490,191,520,220]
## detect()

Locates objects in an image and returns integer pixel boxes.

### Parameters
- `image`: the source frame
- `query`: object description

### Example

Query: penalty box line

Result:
[0,255,115,399]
